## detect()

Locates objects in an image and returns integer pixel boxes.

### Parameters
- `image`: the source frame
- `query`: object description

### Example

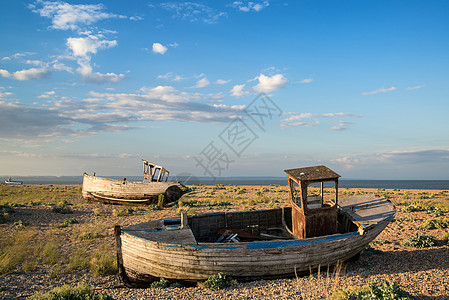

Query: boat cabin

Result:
[142,160,169,182]
[285,166,340,239]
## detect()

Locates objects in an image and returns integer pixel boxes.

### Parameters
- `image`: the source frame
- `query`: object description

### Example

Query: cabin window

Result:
[289,179,302,208]
[306,181,337,209]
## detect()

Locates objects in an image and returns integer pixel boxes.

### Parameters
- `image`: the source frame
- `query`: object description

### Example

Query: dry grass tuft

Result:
[89,243,117,276]
[295,261,345,299]
[0,228,38,274]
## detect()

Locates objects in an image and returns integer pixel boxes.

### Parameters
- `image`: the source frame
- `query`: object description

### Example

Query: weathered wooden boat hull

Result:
[118,223,387,283]
[82,173,188,206]
[116,199,396,284]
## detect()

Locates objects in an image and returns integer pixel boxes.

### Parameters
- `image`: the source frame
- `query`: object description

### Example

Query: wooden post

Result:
[157,167,163,182]
[181,212,188,229]
[335,179,339,206]
[300,181,308,213]
[288,178,295,205]
[320,182,324,206]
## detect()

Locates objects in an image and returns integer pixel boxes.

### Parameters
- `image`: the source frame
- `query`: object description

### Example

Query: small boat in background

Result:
[82,160,190,206]
[4,177,23,185]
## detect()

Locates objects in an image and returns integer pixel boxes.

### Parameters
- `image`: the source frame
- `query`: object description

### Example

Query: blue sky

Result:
[0,0,448,179]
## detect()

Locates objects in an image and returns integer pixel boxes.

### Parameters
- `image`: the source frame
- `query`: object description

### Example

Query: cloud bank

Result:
[31,1,124,31]
[0,67,50,81]
[0,85,247,140]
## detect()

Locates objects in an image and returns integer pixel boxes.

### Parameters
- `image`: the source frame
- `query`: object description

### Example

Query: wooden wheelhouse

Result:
[143,160,170,182]
[285,165,340,239]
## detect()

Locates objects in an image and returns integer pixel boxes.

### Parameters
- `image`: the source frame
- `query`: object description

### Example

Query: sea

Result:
[1,176,448,190]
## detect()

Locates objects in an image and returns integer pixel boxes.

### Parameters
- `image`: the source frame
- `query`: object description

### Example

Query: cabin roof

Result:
[142,159,168,172]
[284,165,340,182]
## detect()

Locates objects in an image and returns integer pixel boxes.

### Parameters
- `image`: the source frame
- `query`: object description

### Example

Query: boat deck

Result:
[122,195,396,246]
[130,228,197,244]
[339,194,396,226]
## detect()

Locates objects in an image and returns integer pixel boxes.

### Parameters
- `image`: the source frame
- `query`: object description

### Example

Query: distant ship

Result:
[4,177,23,185]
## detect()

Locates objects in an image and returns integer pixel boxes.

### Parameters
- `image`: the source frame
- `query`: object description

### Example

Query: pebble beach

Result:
[1,185,448,299]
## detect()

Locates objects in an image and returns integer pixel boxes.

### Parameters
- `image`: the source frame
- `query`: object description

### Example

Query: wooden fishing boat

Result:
[115,166,396,285]
[82,160,189,206]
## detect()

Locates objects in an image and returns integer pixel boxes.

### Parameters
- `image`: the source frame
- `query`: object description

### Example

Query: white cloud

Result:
[2,52,35,61]
[76,62,125,84]
[230,84,247,97]
[0,89,13,100]
[0,69,10,78]
[232,1,270,12]
[0,150,43,158]
[283,112,360,123]
[300,78,313,83]
[139,85,193,103]
[281,112,360,129]
[329,121,355,131]
[130,16,144,21]
[25,60,45,66]
[216,79,230,85]
[29,2,124,85]
[81,86,244,125]
[64,35,123,84]
[331,149,449,178]
[37,91,56,99]
[192,77,210,88]
[157,72,184,81]
[406,85,426,90]
[0,67,50,81]
[0,101,73,140]
[31,1,124,31]
[1,80,361,143]
[53,62,74,73]
[283,121,320,127]
[361,86,397,95]
[67,36,117,58]
[160,2,226,24]
[381,149,449,163]
[172,75,183,82]
[152,42,168,55]
[253,74,287,93]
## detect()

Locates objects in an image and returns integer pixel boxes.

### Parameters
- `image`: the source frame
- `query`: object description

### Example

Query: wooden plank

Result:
[339,194,396,225]
[129,228,197,244]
